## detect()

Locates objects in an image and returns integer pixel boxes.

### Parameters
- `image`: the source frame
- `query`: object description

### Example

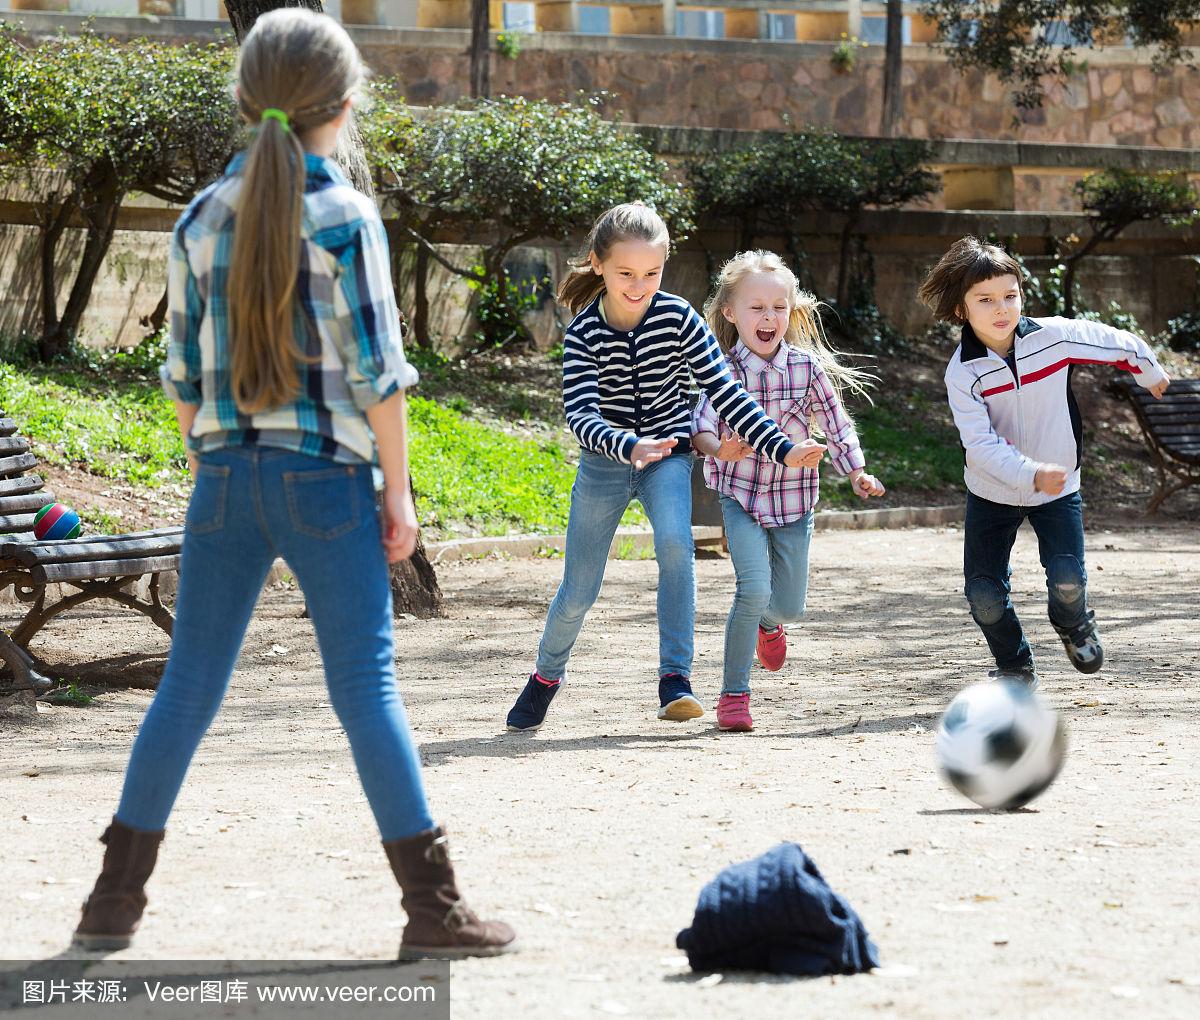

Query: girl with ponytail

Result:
[72,9,515,960]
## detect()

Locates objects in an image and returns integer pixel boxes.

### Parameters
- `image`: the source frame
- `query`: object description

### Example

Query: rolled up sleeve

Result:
[160,220,203,405]
[337,215,419,410]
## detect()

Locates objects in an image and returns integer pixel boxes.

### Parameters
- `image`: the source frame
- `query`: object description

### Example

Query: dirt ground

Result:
[2,522,1199,1019]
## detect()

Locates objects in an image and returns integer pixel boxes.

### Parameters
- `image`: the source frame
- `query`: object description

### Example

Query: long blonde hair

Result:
[557,202,670,315]
[703,250,874,405]
[229,9,363,414]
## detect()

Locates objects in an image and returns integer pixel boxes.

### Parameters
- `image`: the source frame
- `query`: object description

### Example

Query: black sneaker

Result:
[1055,612,1104,674]
[657,674,704,721]
[506,673,560,732]
[988,665,1039,691]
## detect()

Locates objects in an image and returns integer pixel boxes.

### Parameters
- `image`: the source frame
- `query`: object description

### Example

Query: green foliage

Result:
[691,128,937,231]
[831,34,868,72]
[819,392,965,508]
[1075,168,1199,233]
[0,30,239,357]
[690,128,938,320]
[495,31,523,59]
[1159,311,1200,352]
[468,270,548,352]
[0,362,190,486]
[920,0,1200,111]
[371,94,693,349]
[43,683,95,707]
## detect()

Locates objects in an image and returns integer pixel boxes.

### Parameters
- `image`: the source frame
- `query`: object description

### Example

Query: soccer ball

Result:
[935,680,1067,810]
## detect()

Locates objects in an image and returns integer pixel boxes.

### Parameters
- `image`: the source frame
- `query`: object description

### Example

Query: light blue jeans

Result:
[536,449,695,680]
[720,496,814,694]
[116,447,435,843]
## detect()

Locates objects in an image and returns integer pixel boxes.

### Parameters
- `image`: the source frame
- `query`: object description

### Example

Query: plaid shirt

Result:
[162,151,417,465]
[693,341,865,528]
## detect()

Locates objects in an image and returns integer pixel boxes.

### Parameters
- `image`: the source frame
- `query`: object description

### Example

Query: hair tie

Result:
[260,108,291,133]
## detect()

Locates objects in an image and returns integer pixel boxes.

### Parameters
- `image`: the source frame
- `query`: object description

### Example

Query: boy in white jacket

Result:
[920,237,1170,688]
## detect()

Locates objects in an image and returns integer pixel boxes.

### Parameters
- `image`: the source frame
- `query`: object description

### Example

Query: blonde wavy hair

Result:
[703,250,874,406]
[228,9,363,414]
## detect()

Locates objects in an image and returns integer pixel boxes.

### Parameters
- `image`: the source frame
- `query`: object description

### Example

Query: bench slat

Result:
[0,453,37,478]
[33,554,181,585]
[3,530,183,566]
[0,513,36,534]
[0,492,54,515]
[0,436,30,456]
[0,418,17,437]
[0,474,44,497]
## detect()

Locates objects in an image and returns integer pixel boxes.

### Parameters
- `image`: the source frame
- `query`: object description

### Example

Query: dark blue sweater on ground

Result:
[676,842,880,976]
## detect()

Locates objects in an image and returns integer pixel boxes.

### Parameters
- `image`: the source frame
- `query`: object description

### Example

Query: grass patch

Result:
[0,359,644,539]
[818,390,965,509]
[0,362,190,487]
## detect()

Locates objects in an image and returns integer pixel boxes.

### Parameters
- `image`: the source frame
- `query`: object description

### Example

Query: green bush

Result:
[689,129,939,314]
[0,31,239,360]
[370,94,693,350]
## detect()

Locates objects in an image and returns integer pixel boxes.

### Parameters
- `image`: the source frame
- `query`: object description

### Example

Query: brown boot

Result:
[73,818,165,950]
[383,826,517,959]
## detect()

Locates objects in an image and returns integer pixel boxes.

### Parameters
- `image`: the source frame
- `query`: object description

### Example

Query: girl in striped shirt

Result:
[693,251,885,732]
[506,205,821,731]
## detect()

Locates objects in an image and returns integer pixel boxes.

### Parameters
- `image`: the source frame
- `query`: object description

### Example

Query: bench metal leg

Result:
[0,632,52,692]
[10,574,175,649]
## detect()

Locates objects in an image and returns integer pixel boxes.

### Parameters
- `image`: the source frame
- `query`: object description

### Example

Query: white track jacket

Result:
[944,315,1167,507]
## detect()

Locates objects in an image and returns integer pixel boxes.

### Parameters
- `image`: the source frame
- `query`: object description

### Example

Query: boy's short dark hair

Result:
[918,237,1024,324]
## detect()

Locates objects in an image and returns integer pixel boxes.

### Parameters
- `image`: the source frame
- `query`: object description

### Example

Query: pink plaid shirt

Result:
[692,341,865,528]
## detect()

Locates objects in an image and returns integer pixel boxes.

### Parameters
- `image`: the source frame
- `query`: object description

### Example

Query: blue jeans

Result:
[963,490,1089,672]
[720,497,813,694]
[536,449,695,680]
[116,448,434,842]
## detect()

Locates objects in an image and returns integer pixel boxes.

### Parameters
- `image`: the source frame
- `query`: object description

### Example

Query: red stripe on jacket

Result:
[1020,356,1141,387]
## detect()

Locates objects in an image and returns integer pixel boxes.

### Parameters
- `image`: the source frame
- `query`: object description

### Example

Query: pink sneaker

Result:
[716,692,753,732]
[756,625,786,671]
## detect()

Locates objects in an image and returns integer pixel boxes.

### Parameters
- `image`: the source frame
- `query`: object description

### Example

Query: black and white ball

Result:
[935,680,1067,810]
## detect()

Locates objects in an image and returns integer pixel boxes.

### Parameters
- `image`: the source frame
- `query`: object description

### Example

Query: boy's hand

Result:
[715,429,754,463]
[784,438,827,470]
[1148,374,1171,399]
[850,468,886,498]
[1034,464,1068,496]
[380,486,418,563]
[632,437,677,470]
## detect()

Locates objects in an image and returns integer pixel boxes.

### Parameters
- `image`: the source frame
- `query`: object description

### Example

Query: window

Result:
[502,2,536,32]
[1043,19,1093,47]
[860,15,911,46]
[676,9,725,40]
[579,5,611,34]
[766,13,795,42]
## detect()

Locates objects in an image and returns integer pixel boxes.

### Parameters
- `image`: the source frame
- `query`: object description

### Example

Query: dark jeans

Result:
[963,491,1089,671]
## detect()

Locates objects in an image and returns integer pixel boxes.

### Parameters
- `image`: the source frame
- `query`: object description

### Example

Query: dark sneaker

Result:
[657,674,704,721]
[506,673,560,732]
[1055,612,1104,674]
[988,665,1039,691]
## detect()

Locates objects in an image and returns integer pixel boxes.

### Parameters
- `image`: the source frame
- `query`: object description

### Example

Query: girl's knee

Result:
[734,580,772,616]
[654,528,694,567]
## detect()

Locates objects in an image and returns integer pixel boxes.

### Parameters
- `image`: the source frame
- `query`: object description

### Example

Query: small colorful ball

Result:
[34,503,82,541]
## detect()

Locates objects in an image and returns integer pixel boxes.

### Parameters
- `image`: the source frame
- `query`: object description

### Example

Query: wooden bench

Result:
[0,413,183,693]
[1116,377,1200,513]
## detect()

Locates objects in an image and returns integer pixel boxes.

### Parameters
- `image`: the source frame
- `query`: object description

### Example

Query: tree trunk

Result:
[37,195,75,361]
[469,0,491,99]
[55,180,124,351]
[836,216,856,309]
[413,242,430,348]
[141,284,170,337]
[880,0,904,137]
[226,0,444,618]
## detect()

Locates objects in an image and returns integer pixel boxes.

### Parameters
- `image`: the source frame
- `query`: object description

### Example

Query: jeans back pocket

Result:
[187,463,231,536]
[283,465,362,541]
